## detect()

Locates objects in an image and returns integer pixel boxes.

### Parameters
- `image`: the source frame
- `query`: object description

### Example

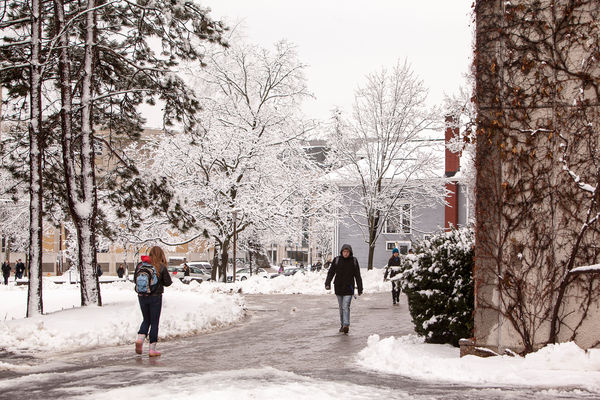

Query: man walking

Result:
[325,244,363,334]
[15,259,25,280]
[2,261,11,285]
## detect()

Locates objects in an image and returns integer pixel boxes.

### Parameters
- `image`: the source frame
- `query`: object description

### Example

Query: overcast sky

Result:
[205,0,475,121]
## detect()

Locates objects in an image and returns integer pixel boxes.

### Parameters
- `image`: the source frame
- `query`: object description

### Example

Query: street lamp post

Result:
[232,210,237,283]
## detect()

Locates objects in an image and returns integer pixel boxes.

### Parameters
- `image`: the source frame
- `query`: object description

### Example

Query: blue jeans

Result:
[336,295,353,327]
[138,295,162,343]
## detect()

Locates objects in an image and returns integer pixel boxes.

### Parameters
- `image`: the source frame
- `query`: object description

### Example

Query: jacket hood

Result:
[340,244,353,257]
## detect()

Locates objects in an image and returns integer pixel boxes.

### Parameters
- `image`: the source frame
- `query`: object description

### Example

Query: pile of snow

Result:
[0,278,245,357]
[202,268,390,295]
[357,334,600,392]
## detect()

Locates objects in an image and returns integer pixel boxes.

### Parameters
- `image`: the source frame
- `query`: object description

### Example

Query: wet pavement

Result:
[0,292,596,399]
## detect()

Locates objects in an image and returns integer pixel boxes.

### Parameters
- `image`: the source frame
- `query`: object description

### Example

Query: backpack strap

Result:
[332,256,358,269]
[332,256,340,269]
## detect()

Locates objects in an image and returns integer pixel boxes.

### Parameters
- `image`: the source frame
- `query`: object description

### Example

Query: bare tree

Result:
[328,61,444,269]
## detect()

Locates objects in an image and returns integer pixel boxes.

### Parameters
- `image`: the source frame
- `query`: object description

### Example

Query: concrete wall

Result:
[473,0,600,353]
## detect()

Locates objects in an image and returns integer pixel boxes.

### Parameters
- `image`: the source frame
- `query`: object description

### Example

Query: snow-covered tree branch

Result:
[326,61,445,269]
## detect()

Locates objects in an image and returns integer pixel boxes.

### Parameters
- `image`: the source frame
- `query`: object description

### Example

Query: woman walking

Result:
[384,248,402,305]
[134,246,172,357]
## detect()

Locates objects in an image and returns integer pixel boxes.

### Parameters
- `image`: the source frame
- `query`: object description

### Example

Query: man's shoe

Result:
[339,326,344,332]
[342,325,349,333]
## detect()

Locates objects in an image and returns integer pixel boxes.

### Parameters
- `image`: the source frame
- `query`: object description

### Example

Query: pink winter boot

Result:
[149,342,161,357]
[135,334,145,354]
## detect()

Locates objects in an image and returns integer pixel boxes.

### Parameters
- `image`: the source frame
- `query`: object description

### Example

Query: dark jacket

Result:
[135,256,172,296]
[384,255,401,280]
[16,262,25,274]
[2,262,10,276]
[325,244,363,296]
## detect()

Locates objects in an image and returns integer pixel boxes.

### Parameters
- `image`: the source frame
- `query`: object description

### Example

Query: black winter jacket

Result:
[1,263,10,276]
[16,262,25,274]
[325,244,363,296]
[384,256,401,280]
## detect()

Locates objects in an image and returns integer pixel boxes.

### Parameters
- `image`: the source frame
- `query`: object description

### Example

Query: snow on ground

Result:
[357,334,600,393]
[0,367,414,400]
[204,268,389,295]
[0,278,245,358]
[0,269,386,360]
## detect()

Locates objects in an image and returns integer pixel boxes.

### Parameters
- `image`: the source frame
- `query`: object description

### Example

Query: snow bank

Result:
[357,334,600,392]
[201,268,389,295]
[0,279,245,357]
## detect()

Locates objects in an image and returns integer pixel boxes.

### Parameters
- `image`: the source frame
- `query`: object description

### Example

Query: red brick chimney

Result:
[444,115,460,231]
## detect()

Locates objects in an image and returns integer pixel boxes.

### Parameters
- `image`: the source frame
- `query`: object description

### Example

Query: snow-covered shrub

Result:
[399,226,474,346]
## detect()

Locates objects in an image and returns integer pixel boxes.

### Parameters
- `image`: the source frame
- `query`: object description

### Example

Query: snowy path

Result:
[0,292,595,399]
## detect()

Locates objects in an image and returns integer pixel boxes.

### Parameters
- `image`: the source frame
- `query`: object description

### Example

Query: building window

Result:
[384,204,411,234]
[386,241,411,254]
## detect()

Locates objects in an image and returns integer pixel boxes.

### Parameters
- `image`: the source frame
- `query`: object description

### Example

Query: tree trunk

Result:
[76,0,101,306]
[4,237,10,263]
[211,244,219,281]
[367,244,375,271]
[76,219,100,305]
[26,0,44,318]
[366,212,379,270]
[52,0,72,281]
[219,239,230,282]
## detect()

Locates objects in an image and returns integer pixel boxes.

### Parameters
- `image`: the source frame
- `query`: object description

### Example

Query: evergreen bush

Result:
[398,226,474,346]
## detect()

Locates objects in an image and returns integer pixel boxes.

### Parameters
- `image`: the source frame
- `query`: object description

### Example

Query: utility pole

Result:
[232,210,237,282]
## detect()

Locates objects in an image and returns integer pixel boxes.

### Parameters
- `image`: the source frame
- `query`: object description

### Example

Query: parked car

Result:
[187,261,212,274]
[168,265,211,283]
[226,267,269,282]
[270,267,306,278]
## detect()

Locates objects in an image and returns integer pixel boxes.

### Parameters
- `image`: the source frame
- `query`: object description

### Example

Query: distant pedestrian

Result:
[15,259,25,280]
[278,264,284,274]
[1,261,10,285]
[384,248,402,305]
[134,246,172,357]
[325,244,363,334]
[183,263,190,277]
[117,264,125,279]
[96,265,103,277]
[315,261,322,272]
